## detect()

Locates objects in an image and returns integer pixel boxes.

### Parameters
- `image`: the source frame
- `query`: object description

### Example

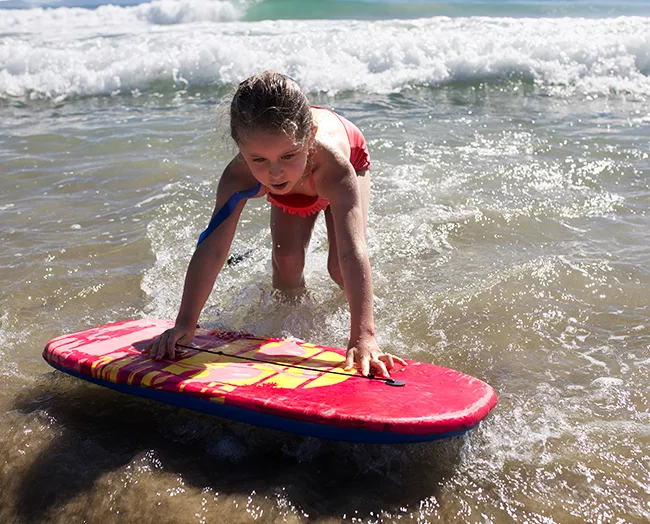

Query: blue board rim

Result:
[47,362,474,444]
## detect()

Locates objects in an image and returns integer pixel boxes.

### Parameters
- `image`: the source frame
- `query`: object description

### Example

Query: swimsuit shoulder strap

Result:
[308,168,316,192]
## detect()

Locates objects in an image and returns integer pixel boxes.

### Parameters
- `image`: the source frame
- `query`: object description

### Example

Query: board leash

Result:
[175,343,406,387]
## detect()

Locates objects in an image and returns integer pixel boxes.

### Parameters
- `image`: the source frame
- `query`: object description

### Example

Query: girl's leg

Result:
[324,170,370,288]
[270,205,319,292]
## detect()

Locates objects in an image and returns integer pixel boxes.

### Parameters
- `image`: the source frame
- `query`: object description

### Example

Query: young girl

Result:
[148,71,406,378]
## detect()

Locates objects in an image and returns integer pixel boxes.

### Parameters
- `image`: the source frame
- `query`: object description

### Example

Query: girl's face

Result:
[237,131,313,194]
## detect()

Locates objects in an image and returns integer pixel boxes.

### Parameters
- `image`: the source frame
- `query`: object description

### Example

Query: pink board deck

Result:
[43,318,497,443]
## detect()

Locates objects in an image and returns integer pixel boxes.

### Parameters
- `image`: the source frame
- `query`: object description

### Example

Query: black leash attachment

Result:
[176,344,407,387]
[367,374,406,387]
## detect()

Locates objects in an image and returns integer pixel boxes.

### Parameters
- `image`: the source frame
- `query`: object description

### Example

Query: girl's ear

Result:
[310,124,318,142]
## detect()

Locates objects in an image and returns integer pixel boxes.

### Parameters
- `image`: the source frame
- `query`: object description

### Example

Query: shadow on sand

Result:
[10,371,468,522]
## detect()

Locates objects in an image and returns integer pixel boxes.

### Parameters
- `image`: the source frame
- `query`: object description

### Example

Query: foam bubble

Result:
[591,376,625,388]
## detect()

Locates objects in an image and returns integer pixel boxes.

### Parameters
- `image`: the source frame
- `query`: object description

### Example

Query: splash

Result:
[1,14,649,101]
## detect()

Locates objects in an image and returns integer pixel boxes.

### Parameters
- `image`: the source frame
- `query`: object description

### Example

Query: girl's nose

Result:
[269,164,284,178]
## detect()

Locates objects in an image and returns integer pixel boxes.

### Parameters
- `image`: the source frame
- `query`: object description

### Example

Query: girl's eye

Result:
[281,153,295,160]
[252,157,266,163]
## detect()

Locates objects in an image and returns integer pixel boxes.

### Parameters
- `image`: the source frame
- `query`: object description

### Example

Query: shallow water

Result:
[1,1,650,522]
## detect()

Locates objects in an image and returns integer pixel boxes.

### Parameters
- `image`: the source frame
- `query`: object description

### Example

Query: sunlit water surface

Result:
[1,3,649,521]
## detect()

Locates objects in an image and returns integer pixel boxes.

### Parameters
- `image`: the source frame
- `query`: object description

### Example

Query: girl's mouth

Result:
[270,181,289,191]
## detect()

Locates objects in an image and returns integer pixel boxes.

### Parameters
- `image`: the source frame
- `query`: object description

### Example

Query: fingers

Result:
[345,347,372,376]
[361,355,371,378]
[346,346,406,378]
[368,353,408,378]
[164,332,177,361]
[344,348,355,371]
[370,358,389,379]
[150,332,165,361]
[148,329,182,361]
[390,355,408,367]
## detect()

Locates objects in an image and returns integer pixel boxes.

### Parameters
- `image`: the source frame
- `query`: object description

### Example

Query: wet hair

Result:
[230,71,313,146]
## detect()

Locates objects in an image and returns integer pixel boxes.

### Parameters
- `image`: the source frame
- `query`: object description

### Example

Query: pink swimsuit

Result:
[266,107,371,218]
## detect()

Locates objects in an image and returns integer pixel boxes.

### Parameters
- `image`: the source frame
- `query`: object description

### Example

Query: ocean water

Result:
[1,0,649,522]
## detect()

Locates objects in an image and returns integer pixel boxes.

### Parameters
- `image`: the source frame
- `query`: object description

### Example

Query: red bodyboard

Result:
[43,319,497,443]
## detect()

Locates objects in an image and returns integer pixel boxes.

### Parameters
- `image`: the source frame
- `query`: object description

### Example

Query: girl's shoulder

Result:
[312,109,351,162]
[311,141,357,203]
[312,106,345,133]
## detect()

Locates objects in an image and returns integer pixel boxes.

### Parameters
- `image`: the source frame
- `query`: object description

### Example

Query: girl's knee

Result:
[272,250,305,288]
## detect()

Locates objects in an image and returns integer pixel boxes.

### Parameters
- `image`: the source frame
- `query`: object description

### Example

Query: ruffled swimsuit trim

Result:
[266,170,330,218]
[267,106,370,217]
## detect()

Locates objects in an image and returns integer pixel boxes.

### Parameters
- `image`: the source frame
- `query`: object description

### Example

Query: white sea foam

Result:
[0,11,649,100]
[0,0,244,32]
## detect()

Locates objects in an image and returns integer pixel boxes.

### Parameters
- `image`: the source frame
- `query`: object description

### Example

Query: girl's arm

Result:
[317,152,406,377]
[147,161,260,360]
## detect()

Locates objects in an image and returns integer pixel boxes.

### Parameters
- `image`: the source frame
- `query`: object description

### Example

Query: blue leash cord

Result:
[196,182,261,247]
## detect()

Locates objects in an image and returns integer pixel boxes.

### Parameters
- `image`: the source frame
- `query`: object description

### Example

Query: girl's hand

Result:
[144,324,196,361]
[344,336,407,378]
